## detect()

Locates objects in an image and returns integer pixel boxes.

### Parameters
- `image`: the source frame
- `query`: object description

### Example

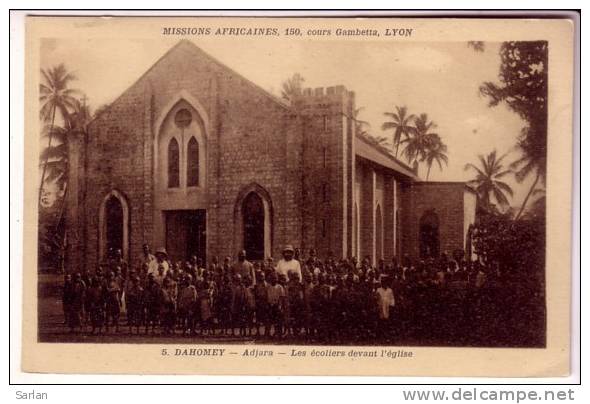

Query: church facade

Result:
[65,40,476,272]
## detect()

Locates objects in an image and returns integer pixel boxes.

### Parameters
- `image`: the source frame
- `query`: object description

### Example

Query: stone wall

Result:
[401,182,468,260]
[292,86,355,259]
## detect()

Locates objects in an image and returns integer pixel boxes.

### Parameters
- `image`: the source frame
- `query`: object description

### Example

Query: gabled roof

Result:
[173,40,292,111]
[90,40,292,125]
[354,134,419,180]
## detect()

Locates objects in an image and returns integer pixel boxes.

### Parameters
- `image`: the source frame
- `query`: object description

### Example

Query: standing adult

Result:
[154,247,170,277]
[232,250,256,285]
[275,245,302,280]
[110,249,129,278]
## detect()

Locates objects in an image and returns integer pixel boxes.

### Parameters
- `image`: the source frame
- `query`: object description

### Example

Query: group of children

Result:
[61,244,491,342]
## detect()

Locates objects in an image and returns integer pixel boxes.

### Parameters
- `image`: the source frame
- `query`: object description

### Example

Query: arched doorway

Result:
[419,210,440,258]
[375,204,383,261]
[99,190,129,262]
[242,192,265,261]
[105,196,123,258]
[234,184,273,261]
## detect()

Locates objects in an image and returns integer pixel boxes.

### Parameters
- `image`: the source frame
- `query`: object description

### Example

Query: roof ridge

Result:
[178,40,292,112]
[88,40,189,125]
[355,133,415,173]
[90,40,292,125]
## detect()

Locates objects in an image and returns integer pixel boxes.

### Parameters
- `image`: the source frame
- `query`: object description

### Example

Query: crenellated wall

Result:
[292,85,356,259]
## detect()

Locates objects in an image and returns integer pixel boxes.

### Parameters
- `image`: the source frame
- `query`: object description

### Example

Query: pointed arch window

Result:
[187,136,200,187]
[168,138,180,188]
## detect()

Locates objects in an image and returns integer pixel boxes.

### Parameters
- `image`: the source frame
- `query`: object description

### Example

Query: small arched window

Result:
[187,136,199,187]
[168,137,180,188]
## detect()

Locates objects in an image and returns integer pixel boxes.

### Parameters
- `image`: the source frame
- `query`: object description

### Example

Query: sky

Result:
[40,38,537,208]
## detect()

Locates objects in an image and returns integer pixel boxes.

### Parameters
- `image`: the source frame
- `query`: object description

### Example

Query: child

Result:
[253,271,269,337]
[155,264,165,286]
[242,275,256,336]
[287,272,304,337]
[197,271,214,335]
[177,274,197,335]
[178,274,197,336]
[277,273,290,337]
[266,272,286,338]
[86,277,106,335]
[125,275,144,334]
[330,276,347,342]
[161,277,177,335]
[314,273,333,341]
[230,274,246,336]
[376,277,395,342]
[145,274,163,334]
[105,271,121,333]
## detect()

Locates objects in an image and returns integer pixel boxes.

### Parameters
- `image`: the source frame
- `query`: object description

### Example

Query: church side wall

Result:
[402,182,466,260]
[84,82,151,272]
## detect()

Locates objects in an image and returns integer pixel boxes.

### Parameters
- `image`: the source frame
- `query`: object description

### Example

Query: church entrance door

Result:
[165,210,206,263]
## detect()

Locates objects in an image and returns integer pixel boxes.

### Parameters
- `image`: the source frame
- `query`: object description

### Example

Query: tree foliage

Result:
[471,212,545,278]
[40,100,90,191]
[38,199,66,272]
[281,73,305,102]
[38,63,88,272]
[401,113,435,165]
[421,133,449,180]
[464,150,514,211]
[480,41,548,217]
[382,106,415,157]
[39,64,79,122]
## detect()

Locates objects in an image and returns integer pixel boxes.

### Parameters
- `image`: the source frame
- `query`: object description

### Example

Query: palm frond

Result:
[494,180,514,197]
[464,163,485,177]
[39,144,68,162]
[492,187,510,206]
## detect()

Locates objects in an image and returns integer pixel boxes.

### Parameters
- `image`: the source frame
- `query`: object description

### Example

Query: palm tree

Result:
[464,150,514,211]
[39,64,79,204]
[40,99,90,192]
[281,73,305,102]
[40,99,90,273]
[421,134,449,180]
[522,189,545,220]
[352,107,370,137]
[401,113,435,166]
[511,135,546,220]
[381,106,415,158]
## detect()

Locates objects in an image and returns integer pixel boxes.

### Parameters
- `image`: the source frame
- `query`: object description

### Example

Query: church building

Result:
[65,40,476,272]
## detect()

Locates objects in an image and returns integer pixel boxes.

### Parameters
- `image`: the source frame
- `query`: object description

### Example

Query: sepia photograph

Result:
[19,15,574,376]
